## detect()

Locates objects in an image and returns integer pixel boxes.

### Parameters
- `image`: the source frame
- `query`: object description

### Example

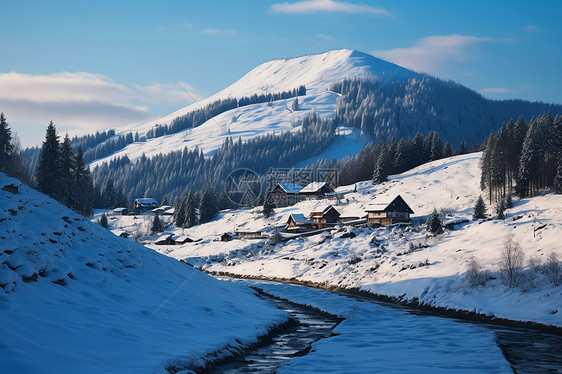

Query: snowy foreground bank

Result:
[235,279,513,373]
[0,173,287,373]
[140,153,562,327]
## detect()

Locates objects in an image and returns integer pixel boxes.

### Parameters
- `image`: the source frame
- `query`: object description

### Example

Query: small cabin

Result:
[172,235,193,245]
[365,195,414,226]
[270,183,303,207]
[134,198,158,212]
[109,207,128,216]
[285,213,313,232]
[154,234,174,245]
[220,233,234,242]
[308,205,341,229]
[299,182,334,200]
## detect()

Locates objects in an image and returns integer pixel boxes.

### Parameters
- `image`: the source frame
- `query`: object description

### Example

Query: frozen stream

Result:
[214,278,561,374]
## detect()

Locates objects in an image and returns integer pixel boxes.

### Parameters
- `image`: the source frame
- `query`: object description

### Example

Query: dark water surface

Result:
[211,280,562,374]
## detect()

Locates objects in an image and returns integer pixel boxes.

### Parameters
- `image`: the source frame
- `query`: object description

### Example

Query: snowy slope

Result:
[90,49,412,167]
[124,153,562,326]
[0,173,287,373]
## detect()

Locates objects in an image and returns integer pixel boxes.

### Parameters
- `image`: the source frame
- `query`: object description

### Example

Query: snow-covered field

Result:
[0,173,288,373]
[237,280,513,373]
[90,49,410,167]
[121,153,562,327]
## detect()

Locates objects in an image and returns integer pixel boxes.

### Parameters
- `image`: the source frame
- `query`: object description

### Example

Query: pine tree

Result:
[457,140,467,155]
[496,198,506,220]
[473,195,487,220]
[0,112,14,172]
[263,188,274,218]
[554,156,562,194]
[59,134,75,207]
[151,214,163,233]
[73,147,93,216]
[291,97,299,111]
[426,209,443,235]
[429,132,444,161]
[102,179,116,209]
[372,144,390,184]
[174,195,186,227]
[443,141,453,158]
[99,213,109,228]
[184,192,197,228]
[199,187,217,223]
[36,121,61,199]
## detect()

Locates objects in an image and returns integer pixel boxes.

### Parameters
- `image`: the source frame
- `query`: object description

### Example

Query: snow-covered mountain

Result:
[0,173,287,373]
[90,49,413,167]
[118,153,562,327]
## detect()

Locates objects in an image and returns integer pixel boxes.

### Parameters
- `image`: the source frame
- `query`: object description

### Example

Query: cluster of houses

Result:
[106,198,174,217]
[270,182,340,206]
[285,195,414,232]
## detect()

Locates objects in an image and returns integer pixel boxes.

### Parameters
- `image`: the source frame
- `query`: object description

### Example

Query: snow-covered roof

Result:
[365,195,414,213]
[277,183,303,194]
[310,205,340,216]
[135,198,157,205]
[172,235,192,243]
[288,213,312,225]
[300,182,327,193]
[112,207,127,212]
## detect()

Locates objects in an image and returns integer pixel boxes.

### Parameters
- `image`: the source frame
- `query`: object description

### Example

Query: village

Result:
[102,179,418,247]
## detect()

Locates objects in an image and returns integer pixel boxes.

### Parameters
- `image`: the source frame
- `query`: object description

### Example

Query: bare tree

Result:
[465,256,484,288]
[544,252,561,286]
[499,235,524,288]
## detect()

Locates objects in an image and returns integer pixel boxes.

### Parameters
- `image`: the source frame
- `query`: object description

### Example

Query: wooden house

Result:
[308,205,341,229]
[299,182,334,200]
[134,198,158,212]
[270,183,303,207]
[365,195,414,226]
[220,233,234,242]
[109,207,128,216]
[172,235,194,244]
[285,213,313,232]
[154,234,174,245]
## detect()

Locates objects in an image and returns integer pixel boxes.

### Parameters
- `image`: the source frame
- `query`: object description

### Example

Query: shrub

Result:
[499,235,524,288]
[465,256,484,288]
[426,209,443,235]
[544,252,561,286]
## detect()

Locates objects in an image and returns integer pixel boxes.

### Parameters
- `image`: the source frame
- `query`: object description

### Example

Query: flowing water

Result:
[210,279,562,374]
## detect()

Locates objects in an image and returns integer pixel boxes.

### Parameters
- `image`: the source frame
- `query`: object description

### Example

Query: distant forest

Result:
[331,78,562,146]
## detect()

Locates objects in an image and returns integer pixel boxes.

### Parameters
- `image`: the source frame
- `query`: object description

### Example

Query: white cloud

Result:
[372,34,498,74]
[270,0,388,15]
[523,25,541,32]
[0,71,201,133]
[200,28,237,37]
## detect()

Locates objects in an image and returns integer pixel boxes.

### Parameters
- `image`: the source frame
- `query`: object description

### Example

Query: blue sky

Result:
[1,0,561,146]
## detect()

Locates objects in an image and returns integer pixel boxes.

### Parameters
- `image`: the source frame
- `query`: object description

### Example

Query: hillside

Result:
[113,153,562,327]
[90,49,408,167]
[0,173,288,373]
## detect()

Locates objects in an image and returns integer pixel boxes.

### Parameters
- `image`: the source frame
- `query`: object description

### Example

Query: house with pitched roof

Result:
[308,205,341,229]
[270,183,303,207]
[285,213,313,232]
[365,195,414,226]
